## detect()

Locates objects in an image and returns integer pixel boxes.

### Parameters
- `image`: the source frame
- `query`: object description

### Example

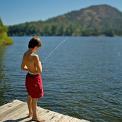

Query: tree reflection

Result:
[0,47,8,105]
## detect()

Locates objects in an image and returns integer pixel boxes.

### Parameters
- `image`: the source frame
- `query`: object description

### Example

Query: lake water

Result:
[0,36,122,122]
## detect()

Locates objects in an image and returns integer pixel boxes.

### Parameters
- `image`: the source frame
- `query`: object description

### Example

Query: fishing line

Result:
[43,38,68,63]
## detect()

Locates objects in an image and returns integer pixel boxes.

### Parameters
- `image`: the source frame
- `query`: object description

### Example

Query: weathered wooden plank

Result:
[49,112,63,122]
[0,99,23,115]
[0,103,26,121]
[0,100,22,109]
[38,110,56,121]
[2,103,27,120]
[1,102,31,122]
[0,102,24,120]
[58,115,73,122]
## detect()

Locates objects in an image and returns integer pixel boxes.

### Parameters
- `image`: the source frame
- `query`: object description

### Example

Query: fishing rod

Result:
[43,38,68,63]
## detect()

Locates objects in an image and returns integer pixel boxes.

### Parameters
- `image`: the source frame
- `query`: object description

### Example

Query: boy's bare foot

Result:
[27,113,33,117]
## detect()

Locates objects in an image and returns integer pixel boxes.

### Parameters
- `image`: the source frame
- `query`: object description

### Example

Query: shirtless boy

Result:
[21,36,44,121]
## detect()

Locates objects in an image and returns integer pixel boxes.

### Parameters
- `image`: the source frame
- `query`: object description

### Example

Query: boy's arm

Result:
[21,54,28,71]
[34,55,42,73]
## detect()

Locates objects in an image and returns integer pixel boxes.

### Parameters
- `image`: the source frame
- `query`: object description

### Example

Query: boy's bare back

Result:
[21,50,42,74]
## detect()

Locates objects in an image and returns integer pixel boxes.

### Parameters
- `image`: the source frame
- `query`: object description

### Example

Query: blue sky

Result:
[0,0,122,25]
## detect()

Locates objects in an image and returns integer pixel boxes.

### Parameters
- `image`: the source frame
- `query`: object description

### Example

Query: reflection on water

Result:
[0,47,10,105]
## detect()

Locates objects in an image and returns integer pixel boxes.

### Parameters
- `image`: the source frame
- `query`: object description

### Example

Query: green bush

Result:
[0,18,13,46]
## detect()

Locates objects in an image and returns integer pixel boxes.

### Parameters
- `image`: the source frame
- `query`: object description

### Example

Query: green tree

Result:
[0,18,13,45]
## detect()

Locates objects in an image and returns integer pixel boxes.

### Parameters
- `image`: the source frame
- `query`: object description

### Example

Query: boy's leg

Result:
[27,95,33,117]
[32,98,38,120]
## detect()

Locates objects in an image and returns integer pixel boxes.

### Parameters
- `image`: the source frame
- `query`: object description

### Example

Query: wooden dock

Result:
[0,100,90,122]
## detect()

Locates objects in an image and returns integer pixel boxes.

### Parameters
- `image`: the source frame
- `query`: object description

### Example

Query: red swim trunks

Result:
[25,73,44,98]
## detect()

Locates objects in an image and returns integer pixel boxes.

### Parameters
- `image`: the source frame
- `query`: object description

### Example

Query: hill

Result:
[0,18,13,45]
[8,4,122,36]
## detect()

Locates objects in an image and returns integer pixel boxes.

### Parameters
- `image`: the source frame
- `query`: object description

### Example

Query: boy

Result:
[21,36,44,121]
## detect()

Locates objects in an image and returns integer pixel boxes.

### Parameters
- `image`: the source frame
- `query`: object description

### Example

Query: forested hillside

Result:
[8,4,122,36]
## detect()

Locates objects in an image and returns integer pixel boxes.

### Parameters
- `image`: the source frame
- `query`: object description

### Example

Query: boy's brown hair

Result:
[28,36,42,48]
